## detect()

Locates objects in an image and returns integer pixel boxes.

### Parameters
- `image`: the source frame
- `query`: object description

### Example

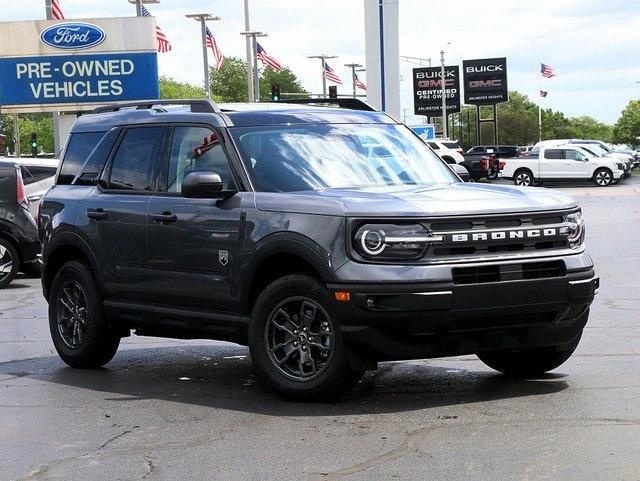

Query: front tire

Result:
[0,237,19,289]
[477,338,580,376]
[513,169,534,186]
[593,168,613,186]
[249,274,362,401]
[49,261,120,368]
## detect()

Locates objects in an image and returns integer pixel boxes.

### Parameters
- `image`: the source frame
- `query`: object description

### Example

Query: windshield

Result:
[231,124,458,192]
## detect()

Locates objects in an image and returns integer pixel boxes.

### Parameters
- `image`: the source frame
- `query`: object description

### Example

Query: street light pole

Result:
[440,49,447,139]
[241,31,267,102]
[243,0,254,102]
[344,63,362,98]
[308,55,338,98]
[186,13,221,100]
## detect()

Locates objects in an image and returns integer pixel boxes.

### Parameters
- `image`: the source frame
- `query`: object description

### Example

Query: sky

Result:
[2,0,639,124]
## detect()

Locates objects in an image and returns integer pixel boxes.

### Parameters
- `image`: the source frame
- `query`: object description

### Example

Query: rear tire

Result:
[593,168,613,186]
[48,261,120,368]
[249,274,363,401]
[513,169,534,187]
[0,237,19,289]
[477,338,580,376]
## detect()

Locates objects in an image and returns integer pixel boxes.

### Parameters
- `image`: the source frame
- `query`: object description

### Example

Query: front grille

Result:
[423,211,572,260]
[452,260,566,285]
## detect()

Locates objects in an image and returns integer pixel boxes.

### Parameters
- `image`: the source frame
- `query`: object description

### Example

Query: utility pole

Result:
[12,113,20,158]
[242,0,254,102]
[308,55,338,98]
[44,0,62,156]
[344,63,362,98]
[186,13,221,100]
[240,31,267,101]
[440,49,447,139]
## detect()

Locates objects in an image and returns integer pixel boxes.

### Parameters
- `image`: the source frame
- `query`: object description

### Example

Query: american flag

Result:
[141,5,172,53]
[256,43,283,71]
[540,90,548,97]
[354,72,367,91]
[51,0,64,19]
[541,63,555,78]
[324,63,343,84]
[206,27,224,70]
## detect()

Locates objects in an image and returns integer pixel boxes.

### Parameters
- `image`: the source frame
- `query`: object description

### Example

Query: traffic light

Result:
[30,133,37,157]
[328,85,338,99]
[271,84,281,101]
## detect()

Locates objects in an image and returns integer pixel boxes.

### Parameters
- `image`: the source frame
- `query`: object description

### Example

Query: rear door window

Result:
[544,149,563,159]
[442,142,460,149]
[427,142,439,150]
[104,127,165,192]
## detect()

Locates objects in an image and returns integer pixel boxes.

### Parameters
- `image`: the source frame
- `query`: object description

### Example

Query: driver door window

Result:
[166,126,234,194]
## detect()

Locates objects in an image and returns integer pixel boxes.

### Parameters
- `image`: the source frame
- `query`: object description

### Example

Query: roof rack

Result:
[91,99,220,114]
[273,98,376,112]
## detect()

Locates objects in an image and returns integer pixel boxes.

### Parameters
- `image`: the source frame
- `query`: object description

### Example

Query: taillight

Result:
[498,161,506,171]
[16,167,29,209]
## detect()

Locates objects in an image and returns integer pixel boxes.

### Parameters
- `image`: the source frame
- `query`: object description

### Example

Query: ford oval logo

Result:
[40,22,106,50]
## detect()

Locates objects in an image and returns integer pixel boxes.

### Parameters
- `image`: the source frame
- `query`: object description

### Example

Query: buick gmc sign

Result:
[462,57,509,105]
[40,22,106,50]
[412,66,461,117]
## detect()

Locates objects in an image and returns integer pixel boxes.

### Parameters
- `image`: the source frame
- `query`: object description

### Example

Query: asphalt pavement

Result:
[2,177,640,481]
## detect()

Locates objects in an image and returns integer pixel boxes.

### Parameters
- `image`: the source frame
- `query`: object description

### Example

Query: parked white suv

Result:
[501,145,625,187]
[426,140,464,164]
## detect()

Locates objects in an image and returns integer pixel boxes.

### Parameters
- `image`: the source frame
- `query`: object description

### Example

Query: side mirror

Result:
[181,172,231,199]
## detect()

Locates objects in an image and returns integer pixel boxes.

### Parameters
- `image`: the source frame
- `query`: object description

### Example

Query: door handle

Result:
[152,212,177,223]
[87,208,107,220]
[28,195,41,202]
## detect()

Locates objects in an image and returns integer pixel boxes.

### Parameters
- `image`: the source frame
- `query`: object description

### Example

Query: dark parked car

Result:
[0,160,41,288]
[39,99,598,400]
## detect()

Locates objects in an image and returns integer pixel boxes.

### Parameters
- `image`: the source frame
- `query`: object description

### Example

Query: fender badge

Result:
[219,250,229,266]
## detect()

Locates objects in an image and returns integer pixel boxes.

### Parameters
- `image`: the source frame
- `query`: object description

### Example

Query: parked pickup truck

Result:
[501,145,626,187]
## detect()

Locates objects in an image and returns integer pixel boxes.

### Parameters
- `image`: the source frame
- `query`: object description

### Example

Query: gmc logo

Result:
[451,228,559,243]
[465,65,503,73]
[418,79,455,88]
[469,79,502,88]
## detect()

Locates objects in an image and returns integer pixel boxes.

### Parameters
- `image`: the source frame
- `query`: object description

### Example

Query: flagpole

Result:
[186,13,220,100]
[345,63,362,98]
[45,0,61,156]
[538,67,542,142]
[243,0,254,102]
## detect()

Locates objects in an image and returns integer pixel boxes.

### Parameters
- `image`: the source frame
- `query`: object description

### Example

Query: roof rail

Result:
[91,99,220,114]
[273,98,377,112]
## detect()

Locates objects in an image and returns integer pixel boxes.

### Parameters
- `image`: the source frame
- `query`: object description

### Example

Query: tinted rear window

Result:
[427,142,439,149]
[23,166,57,183]
[545,149,563,159]
[442,142,460,149]
[106,127,164,191]
[58,132,106,184]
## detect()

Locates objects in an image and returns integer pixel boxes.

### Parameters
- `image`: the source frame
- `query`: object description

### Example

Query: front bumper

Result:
[329,268,597,362]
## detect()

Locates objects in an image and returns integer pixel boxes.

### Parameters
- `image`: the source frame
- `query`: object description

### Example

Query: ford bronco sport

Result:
[39,99,598,400]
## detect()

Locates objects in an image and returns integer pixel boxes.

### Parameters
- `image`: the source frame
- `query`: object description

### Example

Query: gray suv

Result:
[39,99,598,400]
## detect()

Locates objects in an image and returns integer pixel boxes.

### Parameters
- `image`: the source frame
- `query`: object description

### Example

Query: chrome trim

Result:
[414,290,452,296]
[386,235,444,243]
[569,277,596,285]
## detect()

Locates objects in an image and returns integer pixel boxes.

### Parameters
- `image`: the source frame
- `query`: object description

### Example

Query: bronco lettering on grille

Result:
[451,228,559,243]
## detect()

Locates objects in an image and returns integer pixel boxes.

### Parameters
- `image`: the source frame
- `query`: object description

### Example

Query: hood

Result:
[254,182,578,217]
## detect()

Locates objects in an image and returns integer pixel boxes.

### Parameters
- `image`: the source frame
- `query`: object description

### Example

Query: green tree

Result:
[568,115,613,143]
[209,57,252,102]
[0,113,54,155]
[209,56,308,102]
[159,76,206,99]
[612,99,640,145]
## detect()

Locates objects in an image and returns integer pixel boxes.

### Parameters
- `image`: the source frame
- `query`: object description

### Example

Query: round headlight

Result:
[566,211,584,246]
[360,229,386,256]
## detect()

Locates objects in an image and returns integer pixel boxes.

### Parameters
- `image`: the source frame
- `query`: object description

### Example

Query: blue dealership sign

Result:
[0,52,159,107]
[410,124,435,140]
[40,22,106,50]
